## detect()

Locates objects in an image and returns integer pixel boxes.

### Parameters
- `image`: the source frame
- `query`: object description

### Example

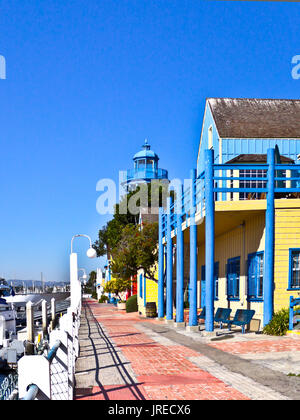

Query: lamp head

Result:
[87,247,97,259]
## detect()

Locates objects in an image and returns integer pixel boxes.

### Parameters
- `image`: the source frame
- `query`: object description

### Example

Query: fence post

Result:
[42,300,48,338]
[70,252,79,311]
[49,328,69,400]
[51,298,56,330]
[25,301,34,355]
[18,356,51,399]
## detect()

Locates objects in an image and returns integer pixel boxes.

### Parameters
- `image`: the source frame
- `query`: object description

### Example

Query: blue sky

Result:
[0,0,299,282]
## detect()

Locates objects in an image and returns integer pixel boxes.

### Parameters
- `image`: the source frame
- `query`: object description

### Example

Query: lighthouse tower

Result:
[122,139,168,192]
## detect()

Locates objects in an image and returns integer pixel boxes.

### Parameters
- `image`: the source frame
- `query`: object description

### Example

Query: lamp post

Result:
[70,234,97,310]
[78,268,88,297]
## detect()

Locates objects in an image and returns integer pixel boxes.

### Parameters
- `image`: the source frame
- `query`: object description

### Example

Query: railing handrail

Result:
[289,296,300,331]
[21,340,63,400]
[46,340,62,363]
[22,384,39,401]
[161,161,300,236]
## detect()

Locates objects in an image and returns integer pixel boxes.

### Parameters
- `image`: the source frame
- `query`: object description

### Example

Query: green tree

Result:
[93,182,169,289]
[93,183,170,258]
[93,190,140,257]
[83,270,97,295]
[111,222,159,282]
[103,277,132,301]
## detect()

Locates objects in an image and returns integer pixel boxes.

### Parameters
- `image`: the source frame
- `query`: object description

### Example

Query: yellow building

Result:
[137,266,159,316]
[157,98,300,332]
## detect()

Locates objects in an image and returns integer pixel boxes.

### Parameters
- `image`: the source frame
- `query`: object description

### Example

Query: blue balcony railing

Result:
[161,162,300,237]
[125,168,168,182]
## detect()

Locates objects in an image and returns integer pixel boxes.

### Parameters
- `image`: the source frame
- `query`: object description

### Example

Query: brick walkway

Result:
[74,299,300,400]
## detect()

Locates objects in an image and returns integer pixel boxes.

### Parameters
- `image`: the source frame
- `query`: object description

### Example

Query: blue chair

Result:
[223,309,255,334]
[214,308,232,329]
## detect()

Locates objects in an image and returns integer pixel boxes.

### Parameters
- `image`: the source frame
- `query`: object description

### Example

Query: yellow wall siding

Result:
[137,266,159,316]
[154,204,300,327]
[196,213,265,325]
[274,208,300,312]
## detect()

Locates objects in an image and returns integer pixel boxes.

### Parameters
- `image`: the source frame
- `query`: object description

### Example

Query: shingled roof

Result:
[226,154,294,164]
[208,98,300,139]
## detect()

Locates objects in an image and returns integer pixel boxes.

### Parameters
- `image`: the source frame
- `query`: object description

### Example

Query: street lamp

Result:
[71,234,97,259]
[70,234,97,310]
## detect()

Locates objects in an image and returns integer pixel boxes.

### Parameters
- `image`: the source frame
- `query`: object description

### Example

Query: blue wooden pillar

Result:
[205,149,215,332]
[176,186,184,323]
[189,169,198,326]
[166,196,173,321]
[264,148,275,327]
[158,207,165,318]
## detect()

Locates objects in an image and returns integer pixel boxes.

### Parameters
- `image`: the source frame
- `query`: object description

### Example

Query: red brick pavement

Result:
[209,338,300,355]
[77,300,249,400]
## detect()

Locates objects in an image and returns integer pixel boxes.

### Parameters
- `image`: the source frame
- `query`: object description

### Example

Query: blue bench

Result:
[214,308,232,329]
[197,307,232,329]
[223,309,255,334]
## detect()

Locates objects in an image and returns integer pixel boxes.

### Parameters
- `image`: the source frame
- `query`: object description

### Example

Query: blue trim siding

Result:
[222,138,300,165]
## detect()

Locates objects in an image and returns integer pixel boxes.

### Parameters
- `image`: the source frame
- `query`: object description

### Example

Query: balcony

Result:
[161,161,300,237]
[124,168,169,183]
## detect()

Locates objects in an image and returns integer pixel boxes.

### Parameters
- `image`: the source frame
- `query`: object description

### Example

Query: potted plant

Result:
[117,300,126,310]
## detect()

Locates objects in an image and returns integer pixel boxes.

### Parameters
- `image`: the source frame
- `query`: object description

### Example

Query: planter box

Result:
[117,302,126,310]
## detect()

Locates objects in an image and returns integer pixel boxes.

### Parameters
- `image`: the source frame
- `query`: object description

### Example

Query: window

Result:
[239,169,267,200]
[226,257,240,300]
[146,159,154,167]
[247,252,264,301]
[289,249,300,290]
[137,159,146,169]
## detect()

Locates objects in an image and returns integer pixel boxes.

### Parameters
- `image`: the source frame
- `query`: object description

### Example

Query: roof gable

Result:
[208,98,300,139]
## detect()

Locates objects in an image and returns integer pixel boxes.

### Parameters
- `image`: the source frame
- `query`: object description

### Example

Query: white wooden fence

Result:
[18,302,81,400]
